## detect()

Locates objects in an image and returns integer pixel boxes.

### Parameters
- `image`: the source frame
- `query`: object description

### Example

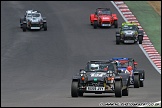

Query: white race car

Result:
[20,10,47,32]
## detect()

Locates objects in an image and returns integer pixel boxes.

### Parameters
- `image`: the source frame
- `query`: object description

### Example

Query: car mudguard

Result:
[116,33,120,37]
[114,75,122,80]
[72,75,80,81]
[23,21,27,24]
[133,71,139,75]
[112,14,118,20]
[116,30,120,37]
[43,20,47,23]
[135,69,145,79]
[42,17,46,20]
[138,30,144,36]
[118,73,129,86]
[90,14,98,22]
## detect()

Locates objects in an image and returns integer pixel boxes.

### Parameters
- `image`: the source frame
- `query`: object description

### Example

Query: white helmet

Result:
[90,64,99,71]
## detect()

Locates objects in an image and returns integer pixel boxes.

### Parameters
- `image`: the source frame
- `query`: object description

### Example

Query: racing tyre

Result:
[43,23,47,31]
[114,80,122,97]
[114,20,118,28]
[22,24,27,32]
[141,71,145,79]
[134,74,140,88]
[71,81,78,97]
[140,81,144,87]
[20,18,24,28]
[78,92,83,97]
[138,36,143,44]
[122,87,129,96]
[93,21,97,29]
[116,37,120,45]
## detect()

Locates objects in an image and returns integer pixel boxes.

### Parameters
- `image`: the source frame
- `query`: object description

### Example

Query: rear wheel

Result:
[114,80,122,97]
[140,81,144,87]
[134,74,140,88]
[122,87,129,96]
[93,21,98,29]
[71,81,79,97]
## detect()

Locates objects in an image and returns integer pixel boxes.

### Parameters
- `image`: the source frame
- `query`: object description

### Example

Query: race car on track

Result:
[71,60,130,97]
[111,57,145,88]
[20,10,47,32]
[90,8,118,29]
[116,22,143,44]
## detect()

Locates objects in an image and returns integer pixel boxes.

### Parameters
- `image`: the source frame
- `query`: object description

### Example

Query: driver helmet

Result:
[98,10,102,14]
[116,61,121,67]
[90,64,99,71]
[127,66,133,72]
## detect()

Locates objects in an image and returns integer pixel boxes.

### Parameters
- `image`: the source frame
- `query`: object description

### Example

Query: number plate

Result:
[102,24,111,26]
[124,40,134,43]
[31,27,40,29]
[86,86,105,91]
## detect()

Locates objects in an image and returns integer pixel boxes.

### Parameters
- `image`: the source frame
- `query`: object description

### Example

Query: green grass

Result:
[124,1,161,55]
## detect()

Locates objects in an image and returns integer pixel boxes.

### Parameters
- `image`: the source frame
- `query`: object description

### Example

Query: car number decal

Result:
[90,72,106,77]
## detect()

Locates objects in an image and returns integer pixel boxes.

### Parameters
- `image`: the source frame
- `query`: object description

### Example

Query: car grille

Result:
[31,23,40,27]
[124,36,135,40]
[87,81,104,87]
[102,21,110,24]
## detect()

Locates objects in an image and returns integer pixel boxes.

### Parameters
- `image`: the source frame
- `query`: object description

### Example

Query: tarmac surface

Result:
[1,1,161,107]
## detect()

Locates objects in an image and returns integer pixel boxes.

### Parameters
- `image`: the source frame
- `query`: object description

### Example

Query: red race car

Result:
[90,8,118,29]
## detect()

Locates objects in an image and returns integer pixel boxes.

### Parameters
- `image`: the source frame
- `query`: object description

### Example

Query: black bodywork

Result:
[116,23,143,44]
[71,60,130,97]
[111,57,145,88]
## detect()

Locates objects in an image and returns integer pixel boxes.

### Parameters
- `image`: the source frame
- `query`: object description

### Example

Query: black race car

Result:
[71,60,130,97]
[116,22,143,44]
[111,57,145,88]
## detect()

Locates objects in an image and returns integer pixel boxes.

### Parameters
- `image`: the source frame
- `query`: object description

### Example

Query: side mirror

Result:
[134,62,138,65]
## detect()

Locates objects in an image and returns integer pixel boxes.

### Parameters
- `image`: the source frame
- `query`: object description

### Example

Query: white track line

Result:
[111,1,161,74]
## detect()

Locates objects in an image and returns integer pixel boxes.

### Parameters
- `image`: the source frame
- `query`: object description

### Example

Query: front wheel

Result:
[93,21,98,29]
[134,74,140,88]
[114,80,122,97]
[138,36,143,44]
[22,23,27,32]
[71,81,79,97]
[116,36,120,45]
[114,20,118,28]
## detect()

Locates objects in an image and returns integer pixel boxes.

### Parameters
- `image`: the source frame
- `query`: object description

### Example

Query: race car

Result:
[110,57,145,88]
[71,60,130,97]
[90,8,118,29]
[20,10,47,32]
[116,22,143,44]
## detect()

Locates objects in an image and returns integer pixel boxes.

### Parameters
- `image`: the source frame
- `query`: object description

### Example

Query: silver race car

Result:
[20,10,47,32]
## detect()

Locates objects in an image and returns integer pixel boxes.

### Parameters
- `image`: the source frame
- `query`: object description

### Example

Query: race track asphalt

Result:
[1,1,161,107]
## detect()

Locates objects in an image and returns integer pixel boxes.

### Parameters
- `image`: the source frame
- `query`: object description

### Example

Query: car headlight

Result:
[80,70,86,76]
